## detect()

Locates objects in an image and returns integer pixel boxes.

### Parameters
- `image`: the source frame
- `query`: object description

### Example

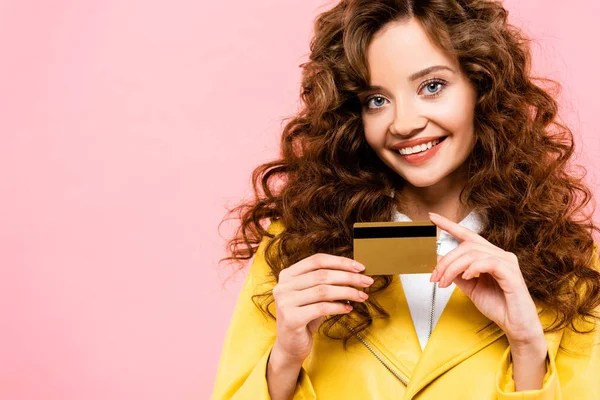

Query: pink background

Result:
[1,0,598,399]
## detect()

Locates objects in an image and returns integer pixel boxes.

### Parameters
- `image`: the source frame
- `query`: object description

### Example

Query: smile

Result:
[396,136,448,165]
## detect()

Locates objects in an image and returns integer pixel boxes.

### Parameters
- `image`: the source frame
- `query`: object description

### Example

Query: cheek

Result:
[362,115,388,148]
[430,95,475,138]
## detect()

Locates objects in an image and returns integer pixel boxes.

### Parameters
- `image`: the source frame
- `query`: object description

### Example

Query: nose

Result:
[389,99,427,136]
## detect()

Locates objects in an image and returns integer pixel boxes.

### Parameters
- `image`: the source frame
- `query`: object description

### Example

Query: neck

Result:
[395,165,471,224]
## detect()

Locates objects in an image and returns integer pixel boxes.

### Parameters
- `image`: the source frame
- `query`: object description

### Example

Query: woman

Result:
[213,0,600,398]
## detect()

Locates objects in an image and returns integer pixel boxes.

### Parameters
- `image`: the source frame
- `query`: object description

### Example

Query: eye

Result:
[419,79,447,97]
[362,95,389,110]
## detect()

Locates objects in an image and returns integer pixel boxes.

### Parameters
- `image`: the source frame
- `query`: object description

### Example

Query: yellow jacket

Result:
[212,220,600,399]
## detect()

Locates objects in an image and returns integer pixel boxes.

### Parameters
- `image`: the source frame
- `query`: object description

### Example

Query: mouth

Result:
[395,136,448,156]
[393,135,448,165]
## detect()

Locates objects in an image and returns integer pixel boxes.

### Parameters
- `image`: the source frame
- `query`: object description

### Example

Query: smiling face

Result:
[359,17,477,189]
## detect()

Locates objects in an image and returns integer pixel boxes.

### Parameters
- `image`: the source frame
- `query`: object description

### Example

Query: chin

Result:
[393,165,448,188]
[403,176,442,188]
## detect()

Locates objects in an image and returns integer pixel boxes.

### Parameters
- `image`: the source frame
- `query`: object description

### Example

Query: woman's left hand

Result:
[428,212,545,350]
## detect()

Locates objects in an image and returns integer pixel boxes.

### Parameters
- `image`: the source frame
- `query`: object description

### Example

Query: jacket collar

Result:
[362,274,564,398]
[363,273,504,395]
[361,189,564,397]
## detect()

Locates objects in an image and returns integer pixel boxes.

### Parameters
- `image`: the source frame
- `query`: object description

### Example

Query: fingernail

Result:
[361,275,374,285]
[353,261,365,271]
[429,212,441,219]
[359,291,369,300]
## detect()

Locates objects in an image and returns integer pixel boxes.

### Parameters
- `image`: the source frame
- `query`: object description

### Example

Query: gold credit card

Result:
[353,220,437,275]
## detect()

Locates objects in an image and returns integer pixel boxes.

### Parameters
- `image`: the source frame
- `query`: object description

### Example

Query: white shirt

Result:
[391,207,486,350]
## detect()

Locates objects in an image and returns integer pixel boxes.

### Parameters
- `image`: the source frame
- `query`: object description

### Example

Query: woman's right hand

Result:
[271,253,374,365]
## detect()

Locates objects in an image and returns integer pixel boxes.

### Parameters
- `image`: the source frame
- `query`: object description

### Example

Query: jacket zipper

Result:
[341,241,440,387]
[339,320,408,386]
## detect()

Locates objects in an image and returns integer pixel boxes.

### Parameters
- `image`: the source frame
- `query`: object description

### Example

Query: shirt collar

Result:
[387,189,486,236]
[391,208,486,237]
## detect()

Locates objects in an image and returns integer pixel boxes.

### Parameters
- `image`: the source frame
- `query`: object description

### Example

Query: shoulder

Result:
[590,242,600,271]
[266,218,286,236]
[257,218,285,252]
[252,218,286,267]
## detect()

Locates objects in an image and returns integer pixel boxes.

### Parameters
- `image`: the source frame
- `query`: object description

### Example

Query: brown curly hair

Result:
[219,0,600,344]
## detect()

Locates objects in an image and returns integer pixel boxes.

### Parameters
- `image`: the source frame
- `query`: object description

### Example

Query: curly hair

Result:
[219,0,600,345]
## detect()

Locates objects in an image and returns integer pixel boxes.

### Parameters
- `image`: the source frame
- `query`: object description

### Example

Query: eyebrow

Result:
[409,65,455,82]
[361,65,456,93]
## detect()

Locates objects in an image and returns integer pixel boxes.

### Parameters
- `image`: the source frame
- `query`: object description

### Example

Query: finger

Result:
[293,302,354,328]
[432,242,491,282]
[284,269,374,291]
[438,250,492,288]
[283,284,368,308]
[451,272,478,297]
[460,258,522,294]
[429,212,489,245]
[433,241,514,284]
[281,253,363,283]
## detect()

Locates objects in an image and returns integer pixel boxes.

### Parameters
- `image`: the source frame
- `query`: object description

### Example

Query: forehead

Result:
[366,18,456,81]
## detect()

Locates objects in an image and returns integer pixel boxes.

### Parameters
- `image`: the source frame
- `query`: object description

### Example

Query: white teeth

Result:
[397,138,442,155]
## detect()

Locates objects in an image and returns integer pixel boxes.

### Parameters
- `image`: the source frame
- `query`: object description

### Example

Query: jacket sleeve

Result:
[495,244,600,399]
[211,220,317,400]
